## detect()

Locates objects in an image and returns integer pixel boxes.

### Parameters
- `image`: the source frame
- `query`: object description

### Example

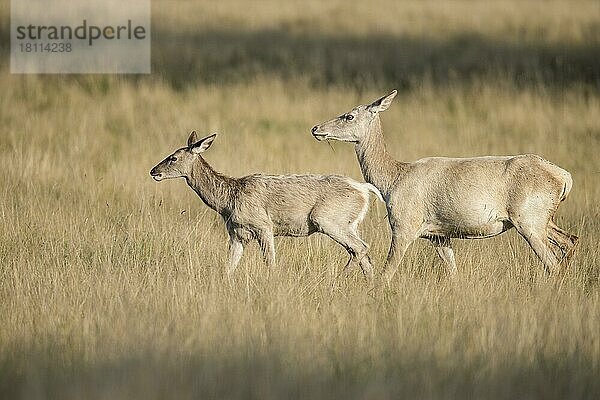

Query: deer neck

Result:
[187,156,235,214]
[354,115,405,196]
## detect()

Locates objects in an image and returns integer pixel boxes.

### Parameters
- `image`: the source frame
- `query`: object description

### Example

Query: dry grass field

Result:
[1,1,599,398]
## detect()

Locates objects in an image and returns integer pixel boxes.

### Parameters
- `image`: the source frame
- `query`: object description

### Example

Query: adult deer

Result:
[150,131,383,277]
[311,90,578,282]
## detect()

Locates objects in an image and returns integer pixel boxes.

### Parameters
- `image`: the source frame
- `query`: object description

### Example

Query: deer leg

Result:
[382,232,412,284]
[342,255,358,274]
[547,221,578,267]
[351,230,374,280]
[358,255,375,281]
[321,225,371,279]
[227,236,244,275]
[548,221,578,245]
[514,224,559,275]
[429,236,457,277]
[257,229,276,268]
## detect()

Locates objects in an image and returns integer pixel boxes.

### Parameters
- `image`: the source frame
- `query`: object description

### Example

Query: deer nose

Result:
[311,126,318,134]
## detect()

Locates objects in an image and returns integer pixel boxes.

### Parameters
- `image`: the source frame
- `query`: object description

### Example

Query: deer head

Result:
[150,131,217,181]
[311,90,397,143]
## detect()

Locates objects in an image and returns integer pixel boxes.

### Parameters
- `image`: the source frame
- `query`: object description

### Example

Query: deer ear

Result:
[368,90,397,113]
[187,130,199,147]
[190,133,218,154]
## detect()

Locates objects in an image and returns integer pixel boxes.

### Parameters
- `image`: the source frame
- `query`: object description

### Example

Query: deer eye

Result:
[169,156,178,162]
[345,114,354,121]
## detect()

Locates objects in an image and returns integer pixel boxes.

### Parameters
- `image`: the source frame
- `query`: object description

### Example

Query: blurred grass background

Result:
[0,1,599,398]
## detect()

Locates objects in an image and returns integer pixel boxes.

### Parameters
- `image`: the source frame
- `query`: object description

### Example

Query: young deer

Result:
[311,90,578,282]
[150,131,383,277]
